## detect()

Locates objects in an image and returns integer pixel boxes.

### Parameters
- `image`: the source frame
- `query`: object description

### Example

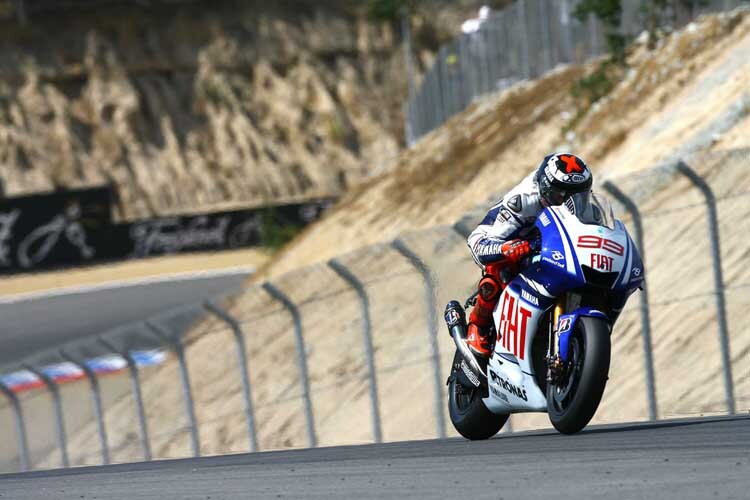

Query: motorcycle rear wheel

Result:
[546,316,611,434]
[448,351,509,440]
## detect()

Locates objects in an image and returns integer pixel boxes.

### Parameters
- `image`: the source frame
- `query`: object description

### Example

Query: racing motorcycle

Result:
[445,192,644,437]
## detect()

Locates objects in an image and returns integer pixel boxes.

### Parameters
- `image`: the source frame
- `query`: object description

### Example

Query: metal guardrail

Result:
[328,258,383,444]
[602,180,657,421]
[1,150,747,472]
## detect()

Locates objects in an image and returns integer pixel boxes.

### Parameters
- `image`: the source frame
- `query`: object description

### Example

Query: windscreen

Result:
[563,191,616,229]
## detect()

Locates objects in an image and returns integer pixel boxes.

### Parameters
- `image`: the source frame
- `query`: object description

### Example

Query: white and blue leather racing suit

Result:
[463,171,546,356]
[467,171,545,267]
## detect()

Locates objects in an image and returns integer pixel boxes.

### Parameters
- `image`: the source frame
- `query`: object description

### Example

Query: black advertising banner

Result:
[0,192,333,274]
[0,187,113,273]
[112,202,333,259]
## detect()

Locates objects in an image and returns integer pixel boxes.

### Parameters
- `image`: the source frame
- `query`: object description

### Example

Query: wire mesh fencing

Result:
[1,148,748,472]
[405,0,749,144]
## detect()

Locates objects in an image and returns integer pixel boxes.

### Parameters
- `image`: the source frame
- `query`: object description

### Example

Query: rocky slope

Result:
[0,0,475,220]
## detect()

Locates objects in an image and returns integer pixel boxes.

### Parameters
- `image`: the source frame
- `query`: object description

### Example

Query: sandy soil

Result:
[1,248,270,297]
[23,9,750,470]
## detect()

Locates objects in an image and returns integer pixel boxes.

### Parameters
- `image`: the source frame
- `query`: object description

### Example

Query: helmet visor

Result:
[543,185,573,206]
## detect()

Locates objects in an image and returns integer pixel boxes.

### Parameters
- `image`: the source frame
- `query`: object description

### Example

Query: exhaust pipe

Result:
[444,301,486,380]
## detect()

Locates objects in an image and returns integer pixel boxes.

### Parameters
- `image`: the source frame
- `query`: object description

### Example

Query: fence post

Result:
[24,365,69,467]
[560,0,574,63]
[675,161,735,414]
[59,351,110,465]
[0,381,31,471]
[205,301,258,452]
[328,259,383,444]
[402,11,417,146]
[440,47,456,123]
[262,282,317,448]
[99,339,151,461]
[517,0,531,79]
[539,0,553,72]
[391,238,446,439]
[480,22,495,94]
[146,322,200,458]
[602,180,658,421]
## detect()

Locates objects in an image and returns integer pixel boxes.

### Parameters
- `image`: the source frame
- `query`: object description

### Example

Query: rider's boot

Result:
[466,271,503,358]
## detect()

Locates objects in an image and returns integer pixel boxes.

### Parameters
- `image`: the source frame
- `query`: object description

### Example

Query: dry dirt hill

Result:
[26,8,750,468]
[260,7,750,278]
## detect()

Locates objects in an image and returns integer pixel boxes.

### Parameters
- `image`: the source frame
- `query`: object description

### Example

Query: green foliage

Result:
[605,33,628,63]
[367,0,420,22]
[573,0,629,62]
[564,60,621,134]
[199,79,225,106]
[573,0,622,28]
[568,0,626,119]
[571,63,615,106]
[260,209,303,250]
[327,113,345,144]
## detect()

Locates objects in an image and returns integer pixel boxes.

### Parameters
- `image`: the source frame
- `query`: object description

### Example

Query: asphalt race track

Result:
[0,268,252,371]
[0,416,747,499]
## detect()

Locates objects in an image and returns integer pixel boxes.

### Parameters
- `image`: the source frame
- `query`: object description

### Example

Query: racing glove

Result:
[500,239,531,264]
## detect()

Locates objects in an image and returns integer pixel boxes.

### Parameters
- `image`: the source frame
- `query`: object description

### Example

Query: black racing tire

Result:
[547,316,611,435]
[448,351,509,440]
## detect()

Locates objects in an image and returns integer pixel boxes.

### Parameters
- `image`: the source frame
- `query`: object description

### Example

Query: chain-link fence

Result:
[405,0,749,144]
[1,147,747,472]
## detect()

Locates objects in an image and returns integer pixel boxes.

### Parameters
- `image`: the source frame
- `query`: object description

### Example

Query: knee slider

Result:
[478,274,501,302]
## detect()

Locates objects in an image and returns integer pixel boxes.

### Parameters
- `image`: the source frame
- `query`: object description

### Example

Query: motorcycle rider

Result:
[466,153,593,357]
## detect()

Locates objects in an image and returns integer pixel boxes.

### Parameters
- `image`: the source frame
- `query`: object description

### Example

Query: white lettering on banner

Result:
[0,210,20,266]
[17,206,95,268]
[130,216,231,257]
[227,216,262,248]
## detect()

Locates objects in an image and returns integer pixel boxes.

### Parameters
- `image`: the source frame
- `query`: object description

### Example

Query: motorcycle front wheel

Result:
[448,351,508,440]
[546,316,611,434]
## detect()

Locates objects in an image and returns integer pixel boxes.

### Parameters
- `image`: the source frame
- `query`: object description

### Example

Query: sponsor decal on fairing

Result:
[497,292,532,361]
[539,212,551,227]
[489,369,528,401]
[445,309,461,327]
[461,360,480,387]
[557,317,572,333]
[520,289,539,307]
[542,256,565,268]
[590,253,614,272]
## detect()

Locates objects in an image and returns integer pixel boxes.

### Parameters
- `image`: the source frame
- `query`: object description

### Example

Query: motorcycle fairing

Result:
[479,198,644,416]
[526,206,640,297]
[484,284,547,414]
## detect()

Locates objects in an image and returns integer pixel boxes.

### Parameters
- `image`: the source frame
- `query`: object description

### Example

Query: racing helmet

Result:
[535,153,593,206]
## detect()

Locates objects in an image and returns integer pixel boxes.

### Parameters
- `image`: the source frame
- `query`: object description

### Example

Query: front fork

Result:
[546,297,566,384]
